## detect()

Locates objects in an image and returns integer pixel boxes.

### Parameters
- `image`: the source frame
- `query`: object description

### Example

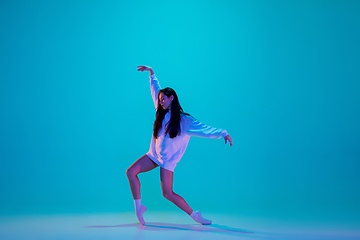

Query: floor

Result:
[0,212,359,240]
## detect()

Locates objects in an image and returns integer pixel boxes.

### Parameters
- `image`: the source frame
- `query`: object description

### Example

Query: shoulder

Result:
[180,113,196,125]
[181,113,193,119]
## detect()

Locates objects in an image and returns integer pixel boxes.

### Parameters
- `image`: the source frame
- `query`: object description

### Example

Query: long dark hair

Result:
[153,87,189,139]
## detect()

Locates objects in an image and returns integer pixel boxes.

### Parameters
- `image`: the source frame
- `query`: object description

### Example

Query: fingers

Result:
[227,135,232,147]
[137,65,148,72]
[224,135,233,147]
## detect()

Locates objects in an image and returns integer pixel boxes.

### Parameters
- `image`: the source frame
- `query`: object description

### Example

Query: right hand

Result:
[137,65,152,72]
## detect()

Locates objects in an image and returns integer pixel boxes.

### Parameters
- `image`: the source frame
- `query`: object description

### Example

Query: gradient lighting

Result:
[0,0,359,239]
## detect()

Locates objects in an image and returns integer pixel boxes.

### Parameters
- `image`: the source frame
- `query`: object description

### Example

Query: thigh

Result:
[128,154,159,174]
[160,167,174,192]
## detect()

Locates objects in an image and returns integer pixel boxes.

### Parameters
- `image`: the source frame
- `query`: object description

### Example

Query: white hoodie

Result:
[146,74,228,171]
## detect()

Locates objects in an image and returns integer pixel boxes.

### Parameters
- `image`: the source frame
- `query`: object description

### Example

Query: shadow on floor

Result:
[86,222,256,237]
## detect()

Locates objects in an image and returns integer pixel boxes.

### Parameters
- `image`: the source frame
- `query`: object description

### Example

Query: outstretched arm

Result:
[187,117,233,146]
[137,65,160,109]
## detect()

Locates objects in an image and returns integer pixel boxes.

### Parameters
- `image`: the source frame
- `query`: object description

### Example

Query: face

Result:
[159,92,174,110]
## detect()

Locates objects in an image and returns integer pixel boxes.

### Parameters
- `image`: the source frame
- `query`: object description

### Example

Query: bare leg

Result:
[126,154,158,199]
[160,167,193,215]
[126,154,158,225]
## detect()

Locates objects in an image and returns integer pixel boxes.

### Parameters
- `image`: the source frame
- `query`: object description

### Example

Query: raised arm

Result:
[186,116,233,146]
[137,65,160,109]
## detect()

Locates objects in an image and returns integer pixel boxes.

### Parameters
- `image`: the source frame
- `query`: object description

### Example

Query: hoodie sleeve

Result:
[186,116,228,139]
[150,74,161,109]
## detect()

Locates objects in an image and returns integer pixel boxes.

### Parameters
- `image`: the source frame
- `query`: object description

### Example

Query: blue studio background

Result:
[1,0,359,225]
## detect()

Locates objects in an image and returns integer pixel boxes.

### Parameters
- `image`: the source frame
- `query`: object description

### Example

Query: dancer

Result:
[126,65,233,225]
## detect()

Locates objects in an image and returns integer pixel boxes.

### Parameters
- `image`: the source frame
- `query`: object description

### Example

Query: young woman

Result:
[126,65,233,225]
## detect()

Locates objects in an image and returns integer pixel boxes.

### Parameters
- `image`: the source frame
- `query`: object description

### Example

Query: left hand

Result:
[224,134,232,146]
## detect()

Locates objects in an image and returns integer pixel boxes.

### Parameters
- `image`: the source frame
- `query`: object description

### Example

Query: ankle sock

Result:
[190,211,212,225]
[134,199,147,225]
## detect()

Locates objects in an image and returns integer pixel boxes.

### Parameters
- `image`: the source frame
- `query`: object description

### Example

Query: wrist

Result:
[221,130,228,138]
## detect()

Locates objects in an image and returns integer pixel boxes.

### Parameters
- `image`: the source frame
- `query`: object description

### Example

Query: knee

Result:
[126,167,136,179]
[162,190,173,200]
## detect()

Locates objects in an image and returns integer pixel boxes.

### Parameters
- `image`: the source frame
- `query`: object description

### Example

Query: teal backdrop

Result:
[1,0,359,226]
